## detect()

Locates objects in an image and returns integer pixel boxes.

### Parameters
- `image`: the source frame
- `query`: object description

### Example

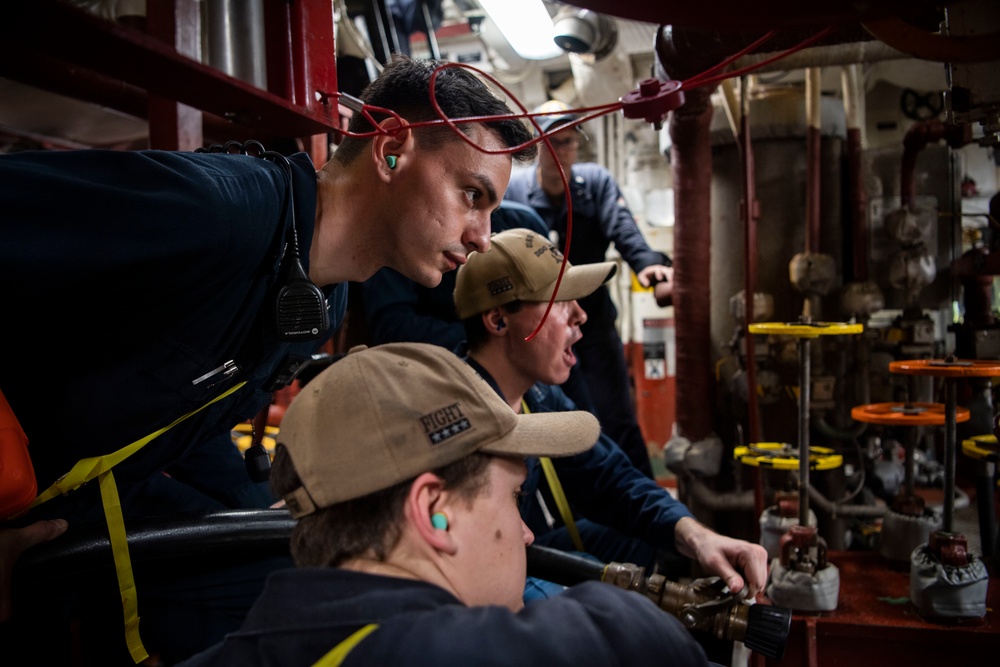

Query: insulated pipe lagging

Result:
[670,87,716,442]
[805,68,822,255]
[841,64,868,282]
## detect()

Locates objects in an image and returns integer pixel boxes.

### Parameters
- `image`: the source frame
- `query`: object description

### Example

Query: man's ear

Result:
[372,116,414,180]
[484,308,508,337]
[407,472,458,555]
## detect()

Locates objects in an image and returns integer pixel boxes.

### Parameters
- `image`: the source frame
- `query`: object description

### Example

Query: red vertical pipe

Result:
[901,120,973,210]
[842,66,868,281]
[806,125,822,253]
[146,0,203,150]
[264,0,294,102]
[741,106,760,447]
[291,0,338,114]
[290,1,307,107]
[805,68,822,254]
[740,98,765,529]
[846,127,867,281]
[670,86,715,442]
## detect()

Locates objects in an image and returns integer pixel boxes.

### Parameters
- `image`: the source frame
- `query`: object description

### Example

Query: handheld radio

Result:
[195,141,332,482]
[197,141,330,342]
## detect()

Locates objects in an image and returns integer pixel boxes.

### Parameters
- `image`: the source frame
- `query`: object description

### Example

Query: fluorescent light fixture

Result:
[478,0,563,60]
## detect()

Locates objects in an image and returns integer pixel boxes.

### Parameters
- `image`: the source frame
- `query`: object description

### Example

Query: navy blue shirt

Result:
[362,200,548,349]
[504,162,669,324]
[177,568,709,667]
[465,358,694,554]
[504,162,669,272]
[0,149,346,522]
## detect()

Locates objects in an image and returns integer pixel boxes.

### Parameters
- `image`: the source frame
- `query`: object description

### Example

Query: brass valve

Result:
[526,544,790,660]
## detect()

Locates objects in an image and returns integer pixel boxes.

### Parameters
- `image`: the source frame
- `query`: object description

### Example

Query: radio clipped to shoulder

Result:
[197,141,330,342]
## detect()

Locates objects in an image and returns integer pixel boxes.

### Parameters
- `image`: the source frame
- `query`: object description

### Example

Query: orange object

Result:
[889,358,1000,377]
[851,402,970,426]
[269,381,302,427]
[0,389,37,519]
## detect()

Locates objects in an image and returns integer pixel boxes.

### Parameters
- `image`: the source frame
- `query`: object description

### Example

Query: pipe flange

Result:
[620,78,685,129]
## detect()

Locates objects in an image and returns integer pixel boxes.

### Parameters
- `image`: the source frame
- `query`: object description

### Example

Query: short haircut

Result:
[461,300,525,351]
[272,443,493,567]
[333,54,536,165]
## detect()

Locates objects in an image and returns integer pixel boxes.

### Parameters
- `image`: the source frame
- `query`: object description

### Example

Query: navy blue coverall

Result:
[505,162,670,478]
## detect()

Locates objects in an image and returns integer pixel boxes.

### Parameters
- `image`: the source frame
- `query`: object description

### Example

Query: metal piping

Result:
[669,86,716,442]
[805,68,822,255]
[798,337,813,527]
[730,40,909,74]
[901,119,972,209]
[737,82,765,528]
[806,486,886,519]
[205,0,267,89]
[685,472,887,520]
[685,476,756,512]
[841,64,869,282]
[653,25,723,445]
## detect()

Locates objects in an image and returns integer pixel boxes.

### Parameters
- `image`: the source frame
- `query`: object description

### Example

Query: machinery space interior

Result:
[2,1,1000,666]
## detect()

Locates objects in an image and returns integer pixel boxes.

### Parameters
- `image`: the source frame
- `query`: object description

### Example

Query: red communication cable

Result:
[683,30,777,87]
[334,62,623,342]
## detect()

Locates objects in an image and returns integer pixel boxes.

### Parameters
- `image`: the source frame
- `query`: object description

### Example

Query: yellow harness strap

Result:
[521,400,585,553]
[313,624,380,667]
[29,381,247,664]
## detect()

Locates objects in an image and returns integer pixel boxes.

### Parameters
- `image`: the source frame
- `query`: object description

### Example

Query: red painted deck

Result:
[759,551,999,666]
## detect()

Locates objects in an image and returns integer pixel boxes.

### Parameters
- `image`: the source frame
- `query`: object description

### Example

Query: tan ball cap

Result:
[279,342,600,517]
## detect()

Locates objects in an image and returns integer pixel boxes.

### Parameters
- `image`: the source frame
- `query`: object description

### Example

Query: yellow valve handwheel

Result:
[231,422,280,455]
[961,434,1000,463]
[748,322,863,338]
[734,442,843,470]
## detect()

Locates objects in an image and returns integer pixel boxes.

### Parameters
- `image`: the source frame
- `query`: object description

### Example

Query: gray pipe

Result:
[685,476,756,512]
[732,41,908,74]
[204,0,266,89]
[806,486,886,519]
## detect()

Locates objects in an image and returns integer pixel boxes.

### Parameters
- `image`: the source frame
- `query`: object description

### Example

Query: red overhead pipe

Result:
[552,1,956,31]
[901,119,971,209]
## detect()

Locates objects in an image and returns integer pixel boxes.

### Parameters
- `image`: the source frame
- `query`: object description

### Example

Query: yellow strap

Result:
[313,624,380,667]
[99,469,148,663]
[30,381,247,508]
[522,400,585,553]
[29,380,247,664]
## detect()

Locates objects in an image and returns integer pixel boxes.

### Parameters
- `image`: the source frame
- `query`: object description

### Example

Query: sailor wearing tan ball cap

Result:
[177,341,710,667]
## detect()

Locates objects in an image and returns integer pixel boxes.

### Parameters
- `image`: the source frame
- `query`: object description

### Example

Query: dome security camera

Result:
[552,9,617,59]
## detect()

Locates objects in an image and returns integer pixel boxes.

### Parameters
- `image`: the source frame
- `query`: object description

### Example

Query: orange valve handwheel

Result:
[886,356,1000,534]
[851,402,970,426]
[889,358,1000,378]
